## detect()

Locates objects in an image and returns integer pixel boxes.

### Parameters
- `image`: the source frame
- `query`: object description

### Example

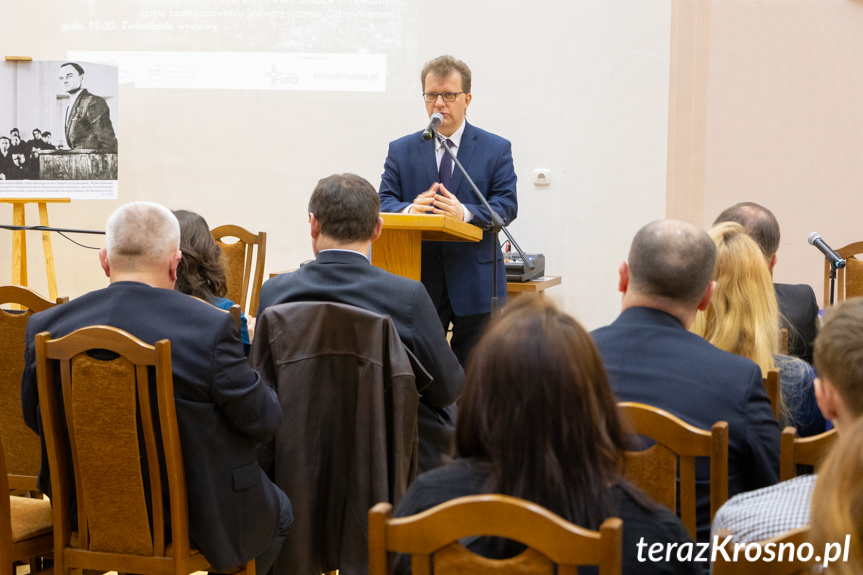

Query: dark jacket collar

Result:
[613,306,686,330]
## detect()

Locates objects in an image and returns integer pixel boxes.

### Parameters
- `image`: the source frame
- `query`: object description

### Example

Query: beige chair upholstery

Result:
[34,325,254,575]
[0,285,66,493]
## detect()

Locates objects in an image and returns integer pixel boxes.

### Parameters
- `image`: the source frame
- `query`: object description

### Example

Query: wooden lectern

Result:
[371,213,482,281]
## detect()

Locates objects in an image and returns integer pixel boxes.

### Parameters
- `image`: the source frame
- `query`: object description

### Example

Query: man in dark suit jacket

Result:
[21,202,291,573]
[591,219,780,542]
[60,62,118,153]
[0,137,14,178]
[379,55,518,365]
[258,173,465,472]
[713,202,818,363]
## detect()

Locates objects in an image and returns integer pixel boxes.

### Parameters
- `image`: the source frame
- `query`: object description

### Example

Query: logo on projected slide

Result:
[263,64,299,86]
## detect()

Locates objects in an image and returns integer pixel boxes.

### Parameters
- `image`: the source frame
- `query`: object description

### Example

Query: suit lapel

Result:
[66,90,87,145]
[419,132,438,187]
[450,122,477,200]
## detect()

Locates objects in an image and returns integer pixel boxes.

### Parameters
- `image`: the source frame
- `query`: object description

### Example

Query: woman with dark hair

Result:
[393,297,698,574]
[173,209,251,356]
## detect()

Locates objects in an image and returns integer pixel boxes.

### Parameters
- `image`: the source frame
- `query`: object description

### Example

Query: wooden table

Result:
[506,275,561,298]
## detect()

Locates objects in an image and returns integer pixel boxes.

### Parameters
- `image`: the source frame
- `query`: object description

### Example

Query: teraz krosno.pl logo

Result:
[637,535,851,568]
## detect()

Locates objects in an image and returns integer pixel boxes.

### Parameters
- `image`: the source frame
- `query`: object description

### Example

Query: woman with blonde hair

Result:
[692,222,825,435]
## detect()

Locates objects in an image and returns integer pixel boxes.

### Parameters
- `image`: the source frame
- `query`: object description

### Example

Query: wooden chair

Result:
[250,302,423,575]
[618,402,729,540]
[368,494,623,575]
[822,241,863,306]
[0,285,67,493]
[712,526,815,575]
[764,370,781,421]
[34,326,254,575]
[0,430,54,575]
[780,426,838,481]
[229,303,243,333]
[210,225,266,318]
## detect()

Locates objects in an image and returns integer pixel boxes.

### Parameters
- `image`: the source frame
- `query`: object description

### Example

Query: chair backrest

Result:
[712,526,815,575]
[368,494,623,575]
[34,326,211,575]
[210,225,266,318]
[822,241,863,306]
[764,370,781,421]
[780,426,838,481]
[0,285,66,492]
[250,301,422,575]
[618,402,729,540]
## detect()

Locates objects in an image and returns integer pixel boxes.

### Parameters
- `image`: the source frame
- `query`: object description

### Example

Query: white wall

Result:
[1,0,672,329]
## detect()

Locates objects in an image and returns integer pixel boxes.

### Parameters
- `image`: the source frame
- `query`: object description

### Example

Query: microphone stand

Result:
[436,133,533,315]
[828,259,846,306]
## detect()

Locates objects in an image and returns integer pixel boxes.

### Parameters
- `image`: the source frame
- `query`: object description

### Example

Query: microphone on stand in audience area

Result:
[808,232,846,269]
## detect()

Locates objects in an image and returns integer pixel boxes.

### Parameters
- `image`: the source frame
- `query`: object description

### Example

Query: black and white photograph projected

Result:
[61,0,415,93]
[0,59,119,199]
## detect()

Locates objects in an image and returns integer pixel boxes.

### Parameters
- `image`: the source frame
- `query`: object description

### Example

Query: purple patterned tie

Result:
[438,139,454,189]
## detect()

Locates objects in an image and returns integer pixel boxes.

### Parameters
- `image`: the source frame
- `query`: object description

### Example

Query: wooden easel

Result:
[3,198,70,300]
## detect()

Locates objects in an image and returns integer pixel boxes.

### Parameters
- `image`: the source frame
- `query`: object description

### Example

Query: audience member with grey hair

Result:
[21,201,292,574]
[591,219,780,542]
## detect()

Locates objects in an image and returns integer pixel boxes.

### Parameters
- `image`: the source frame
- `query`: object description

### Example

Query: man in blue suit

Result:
[379,55,518,364]
[591,219,780,542]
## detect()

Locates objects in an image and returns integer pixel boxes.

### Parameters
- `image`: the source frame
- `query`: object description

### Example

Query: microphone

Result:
[422,113,443,141]
[808,232,846,269]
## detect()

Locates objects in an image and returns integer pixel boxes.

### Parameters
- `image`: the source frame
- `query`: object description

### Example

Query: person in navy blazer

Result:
[258,174,465,472]
[379,55,518,364]
[591,219,780,543]
[21,202,292,573]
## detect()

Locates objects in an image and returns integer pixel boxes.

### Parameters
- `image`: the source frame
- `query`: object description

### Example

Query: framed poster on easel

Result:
[1,56,119,298]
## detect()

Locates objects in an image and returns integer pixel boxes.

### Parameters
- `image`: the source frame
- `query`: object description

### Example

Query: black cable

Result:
[55,231,100,250]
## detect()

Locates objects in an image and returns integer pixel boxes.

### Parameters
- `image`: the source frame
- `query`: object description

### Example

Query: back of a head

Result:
[308,173,379,244]
[173,209,227,302]
[713,201,780,260]
[693,222,779,374]
[814,297,863,417]
[627,219,716,307]
[456,297,625,528]
[810,416,863,575]
[105,202,179,272]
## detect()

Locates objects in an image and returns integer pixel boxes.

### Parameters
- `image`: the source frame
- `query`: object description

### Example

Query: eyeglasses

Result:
[423,92,466,103]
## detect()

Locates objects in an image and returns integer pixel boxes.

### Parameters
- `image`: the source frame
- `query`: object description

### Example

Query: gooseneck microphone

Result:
[422,113,443,141]
[808,232,846,269]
